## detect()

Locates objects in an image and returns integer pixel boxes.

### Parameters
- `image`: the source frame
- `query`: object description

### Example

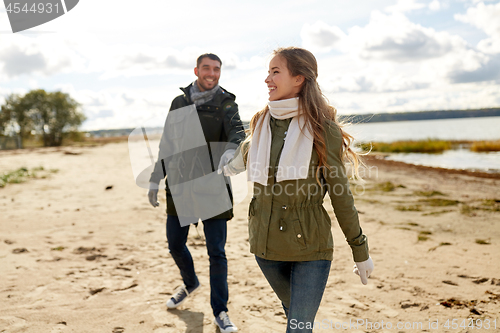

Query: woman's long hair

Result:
[244,46,364,183]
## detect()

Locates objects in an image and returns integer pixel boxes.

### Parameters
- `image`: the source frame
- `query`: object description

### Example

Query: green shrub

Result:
[0,166,58,188]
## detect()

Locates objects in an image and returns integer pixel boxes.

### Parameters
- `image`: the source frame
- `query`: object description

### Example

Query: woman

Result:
[223,47,374,333]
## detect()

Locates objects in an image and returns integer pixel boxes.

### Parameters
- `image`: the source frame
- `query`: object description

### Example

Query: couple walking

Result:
[147,47,374,333]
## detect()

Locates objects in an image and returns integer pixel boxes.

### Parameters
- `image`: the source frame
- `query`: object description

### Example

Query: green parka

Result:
[245,117,369,262]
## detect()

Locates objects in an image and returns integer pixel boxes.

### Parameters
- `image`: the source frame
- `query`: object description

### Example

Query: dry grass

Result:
[358,139,500,154]
[418,198,460,206]
[470,140,500,152]
[358,139,453,153]
[396,205,422,211]
[413,190,446,197]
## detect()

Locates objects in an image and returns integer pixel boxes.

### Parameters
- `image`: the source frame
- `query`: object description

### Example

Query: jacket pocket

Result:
[248,197,257,253]
[249,197,256,217]
[292,220,307,250]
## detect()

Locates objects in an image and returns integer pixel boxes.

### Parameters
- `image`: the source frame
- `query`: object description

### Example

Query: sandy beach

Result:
[1,142,499,333]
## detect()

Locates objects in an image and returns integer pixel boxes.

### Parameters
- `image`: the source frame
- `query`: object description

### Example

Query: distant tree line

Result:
[0,89,85,148]
[341,108,500,123]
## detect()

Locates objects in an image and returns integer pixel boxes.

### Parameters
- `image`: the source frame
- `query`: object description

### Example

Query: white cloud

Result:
[300,21,346,52]
[0,34,86,80]
[72,40,262,79]
[330,82,500,115]
[385,0,427,13]
[0,29,263,82]
[55,83,184,131]
[28,79,39,89]
[95,46,201,79]
[429,0,441,11]
[0,46,47,77]
[455,2,500,36]
[96,110,114,118]
[455,2,500,53]
[1,0,499,130]
[407,42,500,85]
[316,52,433,96]
[324,73,430,93]
[469,0,498,4]
[446,53,500,83]
[347,11,467,62]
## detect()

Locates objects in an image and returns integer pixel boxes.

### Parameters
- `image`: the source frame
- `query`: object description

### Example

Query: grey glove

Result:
[148,182,159,207]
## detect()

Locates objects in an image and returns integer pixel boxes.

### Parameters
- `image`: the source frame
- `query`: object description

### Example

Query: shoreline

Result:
[2,143,499,177]
[364,154,500,180]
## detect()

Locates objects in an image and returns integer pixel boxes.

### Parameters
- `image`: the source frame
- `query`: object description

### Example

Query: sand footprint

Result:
[0,316,28,331]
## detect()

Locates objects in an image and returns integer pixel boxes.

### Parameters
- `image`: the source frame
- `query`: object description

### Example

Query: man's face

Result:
[194,57,221,91]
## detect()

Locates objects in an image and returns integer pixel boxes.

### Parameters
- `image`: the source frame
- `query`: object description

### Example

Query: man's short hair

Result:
[197,53,222,68]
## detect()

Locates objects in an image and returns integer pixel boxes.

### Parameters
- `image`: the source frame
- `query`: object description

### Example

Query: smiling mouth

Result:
[268,87,276,92]
[206,78,214,82]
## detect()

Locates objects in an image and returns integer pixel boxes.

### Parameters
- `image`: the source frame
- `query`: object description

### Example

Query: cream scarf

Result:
[247,97,314,186]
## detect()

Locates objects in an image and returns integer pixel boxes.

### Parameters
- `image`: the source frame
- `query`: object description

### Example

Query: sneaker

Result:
[166,283,200,309]
[214,311,238,333]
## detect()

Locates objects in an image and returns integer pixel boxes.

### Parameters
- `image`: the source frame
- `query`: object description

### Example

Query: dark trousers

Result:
[166,215,228,317]
[255,256,331,333]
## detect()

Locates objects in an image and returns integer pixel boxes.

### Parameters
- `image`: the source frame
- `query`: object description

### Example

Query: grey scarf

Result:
[190,81,220,106]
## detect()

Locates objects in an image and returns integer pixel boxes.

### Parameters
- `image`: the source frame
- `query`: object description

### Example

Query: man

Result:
[147,53,244,333]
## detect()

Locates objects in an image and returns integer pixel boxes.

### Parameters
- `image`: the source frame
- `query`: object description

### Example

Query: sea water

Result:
[348,116,500,172]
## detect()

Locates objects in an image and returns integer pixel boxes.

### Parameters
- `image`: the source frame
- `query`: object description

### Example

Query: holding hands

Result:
[218,148,246,176]
[217,149,236,175]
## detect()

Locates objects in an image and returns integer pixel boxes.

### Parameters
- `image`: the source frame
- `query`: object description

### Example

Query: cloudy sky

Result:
[1,0,499,130]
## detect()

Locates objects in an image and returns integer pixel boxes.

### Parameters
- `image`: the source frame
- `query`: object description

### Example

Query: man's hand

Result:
[353,257,374,285]
[148,182,159,207]
[217,149,236,174]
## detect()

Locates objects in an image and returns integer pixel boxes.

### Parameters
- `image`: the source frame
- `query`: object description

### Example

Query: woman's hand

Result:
[353,257,374,285]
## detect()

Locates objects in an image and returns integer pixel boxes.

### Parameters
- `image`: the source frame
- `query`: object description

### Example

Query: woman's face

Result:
[265,55,303,101]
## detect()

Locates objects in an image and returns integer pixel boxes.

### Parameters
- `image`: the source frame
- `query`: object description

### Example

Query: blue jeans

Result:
[166,215,228,317]
[255,256,331,333]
